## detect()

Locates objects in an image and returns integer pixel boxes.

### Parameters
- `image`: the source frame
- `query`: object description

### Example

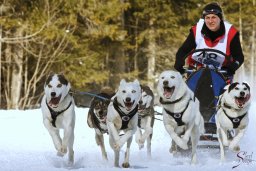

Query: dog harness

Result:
[223,109,247,129]
[113,97,138,130]
[46,100,72,127]
[163,100,191,126]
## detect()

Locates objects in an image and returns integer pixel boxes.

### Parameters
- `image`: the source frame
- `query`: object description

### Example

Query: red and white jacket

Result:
[187,19,238,69]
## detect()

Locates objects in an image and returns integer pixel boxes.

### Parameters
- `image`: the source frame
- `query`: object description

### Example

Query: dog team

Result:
[41,71,251,167]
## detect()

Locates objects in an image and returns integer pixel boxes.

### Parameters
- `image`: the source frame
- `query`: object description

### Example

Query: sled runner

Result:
[185,49,231,148]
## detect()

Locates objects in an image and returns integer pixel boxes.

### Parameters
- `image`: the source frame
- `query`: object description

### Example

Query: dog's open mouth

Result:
[138,104,146,112]
[163,86,175,99]
[124,101,135,111]
[49,95,61,107]
[235,94,250,108]
[99,116,107,123]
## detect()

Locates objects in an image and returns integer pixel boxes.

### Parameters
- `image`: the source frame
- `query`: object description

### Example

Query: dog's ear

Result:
[228,82,239,92]
[134,79,140,86]
[120,79,126,86]
[242,82,250,92]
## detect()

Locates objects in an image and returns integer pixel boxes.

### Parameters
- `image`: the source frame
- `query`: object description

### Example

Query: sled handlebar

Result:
[185,69,227,74]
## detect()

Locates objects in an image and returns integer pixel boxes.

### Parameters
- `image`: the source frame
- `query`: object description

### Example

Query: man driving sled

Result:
[174,2,244,79]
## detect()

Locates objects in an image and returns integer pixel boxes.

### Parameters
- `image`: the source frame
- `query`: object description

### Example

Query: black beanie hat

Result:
[202,2,223,20]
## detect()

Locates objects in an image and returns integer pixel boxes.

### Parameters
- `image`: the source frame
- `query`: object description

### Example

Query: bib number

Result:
[192,51,225,69]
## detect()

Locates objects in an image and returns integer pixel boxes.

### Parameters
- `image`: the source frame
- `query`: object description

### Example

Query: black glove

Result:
[226,62,239,76]
[174,61,185,75]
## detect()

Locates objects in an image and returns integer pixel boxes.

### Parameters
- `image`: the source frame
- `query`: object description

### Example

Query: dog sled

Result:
[185,48,231,148]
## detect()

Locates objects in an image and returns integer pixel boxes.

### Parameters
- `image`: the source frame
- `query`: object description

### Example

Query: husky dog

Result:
[87,87,115,160]
[107,79,141,168]
[215,82,251,161]
[135,85,154,158]
[41,73,75,165]
[157,70,204,164]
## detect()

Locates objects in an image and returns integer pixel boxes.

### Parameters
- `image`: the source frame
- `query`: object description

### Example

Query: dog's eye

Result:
[122,90,126,93]
[171,76,175,79]
[48,84,52,88]
[235,87,239,90]
[244,87,248,91]
[57,84,62,88]
[132,90,136,93]
[161,77,164,79]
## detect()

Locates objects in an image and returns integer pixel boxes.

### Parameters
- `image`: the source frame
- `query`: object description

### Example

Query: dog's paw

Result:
[114,143,120,150]
[139,138,146,144]
[169,147,177,154]
[177,140,188,150]
[122,162,130,168]
[138,143,144,150]
[230,145,240,152]
[56,151,65,157]
[57,146,67,155]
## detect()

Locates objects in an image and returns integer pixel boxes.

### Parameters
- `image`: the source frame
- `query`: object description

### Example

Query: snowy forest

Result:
[0,0,255,109]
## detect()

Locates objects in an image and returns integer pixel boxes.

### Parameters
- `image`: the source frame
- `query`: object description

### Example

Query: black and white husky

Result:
[87,87,115,160]
[135,85,154,158]
[157,70,204,164]
[41,73,75,165]
[107,79,141,168]
[215,82,251,161]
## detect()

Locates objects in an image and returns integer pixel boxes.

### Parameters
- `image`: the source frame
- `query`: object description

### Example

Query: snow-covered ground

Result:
[0,104,256,171]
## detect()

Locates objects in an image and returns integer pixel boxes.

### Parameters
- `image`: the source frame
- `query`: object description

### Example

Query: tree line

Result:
[0,0,255,109]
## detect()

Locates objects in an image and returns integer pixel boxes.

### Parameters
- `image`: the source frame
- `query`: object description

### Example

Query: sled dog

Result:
[87,87,115,160]
[135,85,154,158]
[215,82,251,161]
[157,70,204,164]
[41,73,75,165]
[107,79,141,167]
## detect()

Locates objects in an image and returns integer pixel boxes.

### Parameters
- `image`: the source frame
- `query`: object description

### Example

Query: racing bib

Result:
[192,50,225,69]
[193,19,232,69]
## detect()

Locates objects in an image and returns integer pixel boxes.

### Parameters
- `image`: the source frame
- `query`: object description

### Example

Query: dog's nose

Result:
[139,100,143,104]
[51,92,56,97]
[163,80,168,86]
[126,97,131,102]
[99,110,103,116]
[240,91,245,97]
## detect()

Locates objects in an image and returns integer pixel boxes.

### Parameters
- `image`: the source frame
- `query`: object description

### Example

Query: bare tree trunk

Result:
[147,19,156,89]
[235,0,245,82]
[0,20,2,108]
[251,0,255,96]
[10,28,24,109]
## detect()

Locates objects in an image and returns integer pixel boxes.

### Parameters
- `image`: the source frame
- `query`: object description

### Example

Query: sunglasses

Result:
[203,9,222,15]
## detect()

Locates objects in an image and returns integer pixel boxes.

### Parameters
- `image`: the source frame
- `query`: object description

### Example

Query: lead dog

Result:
[41,73,75,165]
[215,82,251,161]
[107,79,141,168]
[135,85,154,158]
[87,87,115,160]
[157,70,204,164]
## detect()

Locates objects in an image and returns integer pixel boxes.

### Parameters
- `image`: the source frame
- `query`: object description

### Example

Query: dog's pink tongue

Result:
[164,90,171,98]
[49,96,61,105]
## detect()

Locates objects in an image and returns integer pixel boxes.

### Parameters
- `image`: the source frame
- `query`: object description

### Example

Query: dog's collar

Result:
[223,109,247,129]
[159,96,183,105]
[113,97,138,130]
[46,99,72,127]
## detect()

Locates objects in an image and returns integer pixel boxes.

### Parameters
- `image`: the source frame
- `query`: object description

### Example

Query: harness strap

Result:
[113,97,138,130]
[164,99,191,126]
[223,109,247,129]
[46,100,72,127]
